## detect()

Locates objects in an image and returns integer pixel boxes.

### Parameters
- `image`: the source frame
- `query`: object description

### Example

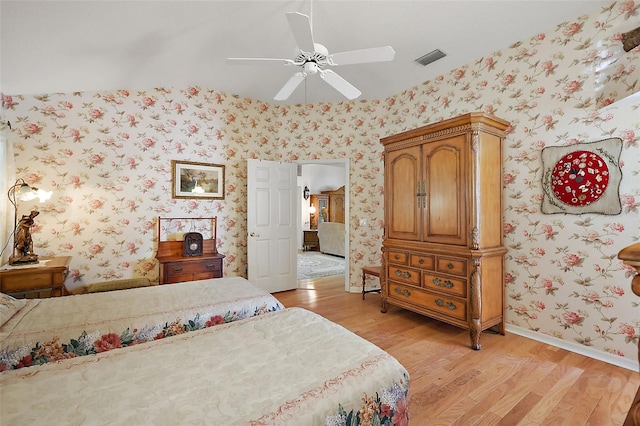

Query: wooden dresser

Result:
[156,217,224,284]
[380,113,509,350]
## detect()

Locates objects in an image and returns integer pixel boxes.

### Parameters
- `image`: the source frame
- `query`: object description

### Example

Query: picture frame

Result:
[171,160,225,200]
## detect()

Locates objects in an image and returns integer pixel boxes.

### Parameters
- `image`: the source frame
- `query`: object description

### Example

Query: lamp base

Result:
[9,254,39,266]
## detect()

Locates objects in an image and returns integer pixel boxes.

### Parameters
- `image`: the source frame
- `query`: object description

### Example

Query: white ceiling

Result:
[1,0,611,105]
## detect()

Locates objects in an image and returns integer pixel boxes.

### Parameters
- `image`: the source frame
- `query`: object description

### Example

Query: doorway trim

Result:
[296,158,350,292]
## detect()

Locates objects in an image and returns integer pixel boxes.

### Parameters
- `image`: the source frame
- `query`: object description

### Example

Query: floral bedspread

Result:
[0,308,410,425]
[0,276,283,371]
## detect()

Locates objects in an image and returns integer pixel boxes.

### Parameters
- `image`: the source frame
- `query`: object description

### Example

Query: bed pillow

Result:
[0,293,27,327]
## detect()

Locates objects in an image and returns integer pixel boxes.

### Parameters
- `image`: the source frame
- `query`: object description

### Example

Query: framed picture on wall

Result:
[171,160,225,199]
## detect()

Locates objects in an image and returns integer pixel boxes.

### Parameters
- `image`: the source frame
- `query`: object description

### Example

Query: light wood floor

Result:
[276,276,640,425]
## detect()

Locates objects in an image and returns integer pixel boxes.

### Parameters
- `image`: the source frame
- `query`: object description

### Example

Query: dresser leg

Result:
[470,321,481,350]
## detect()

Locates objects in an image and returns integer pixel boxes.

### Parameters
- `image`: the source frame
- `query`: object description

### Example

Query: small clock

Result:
[183,232,204,257]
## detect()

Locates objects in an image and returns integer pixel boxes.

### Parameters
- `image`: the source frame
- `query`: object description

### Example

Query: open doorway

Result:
[296,159,349,292]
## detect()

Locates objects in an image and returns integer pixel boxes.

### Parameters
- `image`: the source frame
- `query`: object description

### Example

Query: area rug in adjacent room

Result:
[297,252,345,280]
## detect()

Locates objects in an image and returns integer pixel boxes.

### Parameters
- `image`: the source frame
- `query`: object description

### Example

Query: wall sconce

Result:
[303,185,310,200]
[6,178,52,265]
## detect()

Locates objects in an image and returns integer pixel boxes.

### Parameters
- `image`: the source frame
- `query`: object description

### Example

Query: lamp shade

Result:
[21,188,53,202]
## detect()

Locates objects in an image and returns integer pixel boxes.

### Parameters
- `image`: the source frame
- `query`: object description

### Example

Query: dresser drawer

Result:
[387,265,420,286]
[164,273,197,284]
[387,250,408,265]
[410,253,435,270]
[423,273,467,297]
[436,257,467,276]
[388,282,467,321]
[193,272,219,281]
[157,253,225,285]
[427,293,467,321]
[164,259,222,278]
[2,273,53,291]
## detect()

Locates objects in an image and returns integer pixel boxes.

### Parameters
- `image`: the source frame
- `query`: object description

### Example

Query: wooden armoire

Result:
[380,112,509,350]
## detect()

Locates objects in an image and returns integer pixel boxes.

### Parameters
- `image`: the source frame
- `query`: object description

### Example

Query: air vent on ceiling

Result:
[415,49,446,66]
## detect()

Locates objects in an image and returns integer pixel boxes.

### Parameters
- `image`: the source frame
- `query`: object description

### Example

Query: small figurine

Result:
[10,210,40,265]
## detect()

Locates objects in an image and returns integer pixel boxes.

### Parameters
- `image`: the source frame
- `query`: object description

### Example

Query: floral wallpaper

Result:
[1,2,639,367]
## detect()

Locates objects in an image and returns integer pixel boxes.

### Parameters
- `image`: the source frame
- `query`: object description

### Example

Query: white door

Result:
[247,159,298,293]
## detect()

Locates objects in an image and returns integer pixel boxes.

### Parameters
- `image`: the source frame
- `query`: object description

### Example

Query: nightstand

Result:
[303,230,320,251]
[0,256,72,298]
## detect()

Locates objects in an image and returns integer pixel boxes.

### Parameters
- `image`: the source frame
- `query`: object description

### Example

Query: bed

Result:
[1,307,410,425]
[0,276,284,371]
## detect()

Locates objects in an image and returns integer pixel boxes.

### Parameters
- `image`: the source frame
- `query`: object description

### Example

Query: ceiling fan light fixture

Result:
[304,62,319,74]
[415,49,446,66]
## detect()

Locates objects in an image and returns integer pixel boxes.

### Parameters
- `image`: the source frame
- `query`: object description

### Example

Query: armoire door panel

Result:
[386,146,422,241]
[423,137,467,245]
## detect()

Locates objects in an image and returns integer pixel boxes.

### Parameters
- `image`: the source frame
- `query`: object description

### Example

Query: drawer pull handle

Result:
[394,270,411,279]
[395,288,411,297]
[435,299,457,310]
[418,258,424,264]
[394,254,400,260]
[433,278,454,289]
[447,263,454,269]
[172,267,183,273]
[206,264,217,269]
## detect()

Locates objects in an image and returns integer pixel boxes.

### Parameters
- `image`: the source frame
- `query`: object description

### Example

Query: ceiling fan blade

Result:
[274,72,306,101]
[226,58,296,66]
[319,69,361,100]
[286,12,315,52]
[329,46,396,66]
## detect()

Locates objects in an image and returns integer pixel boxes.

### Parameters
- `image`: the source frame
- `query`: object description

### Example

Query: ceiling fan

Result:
[227,9,395,101]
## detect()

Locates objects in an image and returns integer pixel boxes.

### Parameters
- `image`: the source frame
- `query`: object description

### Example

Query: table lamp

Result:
[6,179,52,265]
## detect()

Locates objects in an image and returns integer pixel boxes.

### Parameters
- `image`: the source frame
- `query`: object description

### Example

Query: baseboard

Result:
[506,324,639,372]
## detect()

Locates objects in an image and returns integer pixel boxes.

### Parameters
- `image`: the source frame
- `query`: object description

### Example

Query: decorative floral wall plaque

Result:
[541,138,622,215]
